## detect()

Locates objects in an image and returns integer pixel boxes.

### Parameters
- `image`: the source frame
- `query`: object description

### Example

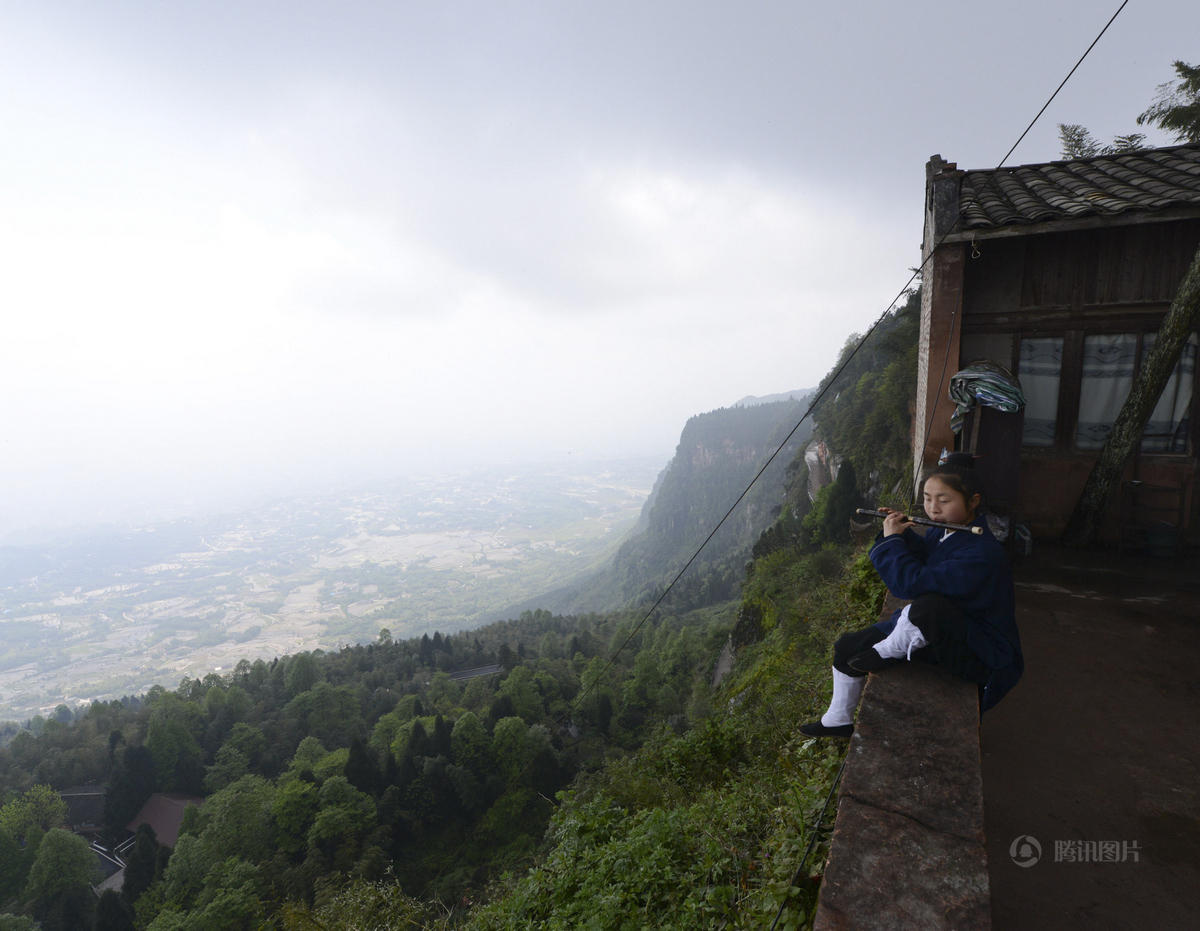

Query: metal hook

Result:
[970,239,982,259]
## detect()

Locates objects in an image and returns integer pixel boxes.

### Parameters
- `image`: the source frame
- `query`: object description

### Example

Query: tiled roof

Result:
[127,793,203,848]
[960,143,1200,231]
[61,787,106,829]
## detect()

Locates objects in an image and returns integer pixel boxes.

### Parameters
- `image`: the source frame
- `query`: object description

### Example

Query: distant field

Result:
[0,461,658,721]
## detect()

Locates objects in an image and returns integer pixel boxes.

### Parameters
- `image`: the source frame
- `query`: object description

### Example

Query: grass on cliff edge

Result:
[458,545,886,931]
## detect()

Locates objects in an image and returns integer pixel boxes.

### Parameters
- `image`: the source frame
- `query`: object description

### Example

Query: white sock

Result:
[820,666,866,727]
[872,604,928,661]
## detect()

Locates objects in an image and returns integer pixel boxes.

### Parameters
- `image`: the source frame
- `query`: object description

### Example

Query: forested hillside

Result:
[0,555,890,930]
[0,291,919,929]
[0,605,734,928]
[809,288,920,502]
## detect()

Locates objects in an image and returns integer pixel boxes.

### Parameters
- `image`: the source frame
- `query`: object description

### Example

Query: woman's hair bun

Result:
[924,451,985,505]
[938,451,976,470]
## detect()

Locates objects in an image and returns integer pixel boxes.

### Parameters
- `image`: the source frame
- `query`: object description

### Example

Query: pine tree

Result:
[1138,60,1200,143]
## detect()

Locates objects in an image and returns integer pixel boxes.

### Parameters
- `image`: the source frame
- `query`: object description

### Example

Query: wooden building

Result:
[916,143,1200,542]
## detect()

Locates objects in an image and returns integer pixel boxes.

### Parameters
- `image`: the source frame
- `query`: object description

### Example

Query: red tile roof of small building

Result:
[960,142,1200,231]
[126,793,203,848]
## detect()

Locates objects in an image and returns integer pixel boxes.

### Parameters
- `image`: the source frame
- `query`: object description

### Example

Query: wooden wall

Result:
[954,218,1200,542]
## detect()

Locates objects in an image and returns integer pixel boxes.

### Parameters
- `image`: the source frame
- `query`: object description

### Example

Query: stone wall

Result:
[814,600,991,928]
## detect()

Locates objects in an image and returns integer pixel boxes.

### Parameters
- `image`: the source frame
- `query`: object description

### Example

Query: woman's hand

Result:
[879,507,915,538]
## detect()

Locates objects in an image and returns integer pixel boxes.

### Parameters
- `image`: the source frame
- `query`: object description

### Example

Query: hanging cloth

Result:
[949,360,1026,433]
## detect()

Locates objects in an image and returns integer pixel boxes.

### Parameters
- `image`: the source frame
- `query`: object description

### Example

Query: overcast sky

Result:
[1,1,1195,537]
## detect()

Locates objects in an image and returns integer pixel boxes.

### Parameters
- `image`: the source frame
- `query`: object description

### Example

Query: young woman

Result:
[801,453,1023,738]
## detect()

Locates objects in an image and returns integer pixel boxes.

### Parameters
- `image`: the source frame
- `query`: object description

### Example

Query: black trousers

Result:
[832,593,991,686]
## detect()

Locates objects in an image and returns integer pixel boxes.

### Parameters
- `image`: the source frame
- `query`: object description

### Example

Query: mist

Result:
[1,0,1194,540]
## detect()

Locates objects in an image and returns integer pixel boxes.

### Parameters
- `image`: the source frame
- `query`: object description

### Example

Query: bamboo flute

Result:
[855,507,984,535]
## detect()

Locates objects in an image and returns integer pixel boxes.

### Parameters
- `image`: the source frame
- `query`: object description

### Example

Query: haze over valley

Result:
[0,461,658,721]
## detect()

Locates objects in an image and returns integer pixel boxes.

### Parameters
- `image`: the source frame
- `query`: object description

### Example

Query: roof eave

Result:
[940,203,1200,244]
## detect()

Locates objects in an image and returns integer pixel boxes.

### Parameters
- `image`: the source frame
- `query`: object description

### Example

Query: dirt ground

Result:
[982,544,1200,929]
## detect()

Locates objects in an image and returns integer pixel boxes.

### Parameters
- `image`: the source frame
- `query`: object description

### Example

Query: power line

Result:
[765,0,1134,918]
[472,0,1135,918]
[572,0,1132,721]
[911,0,1132,504]
[997,0,1131,170]
[567,284,914,718]
[545,0,1131,862]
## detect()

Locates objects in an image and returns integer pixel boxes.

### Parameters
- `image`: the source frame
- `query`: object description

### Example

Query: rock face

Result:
[572,399,814,610]
[815,660,991,929]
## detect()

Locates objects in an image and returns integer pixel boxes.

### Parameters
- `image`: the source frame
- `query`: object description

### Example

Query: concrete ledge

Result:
[814,661,991,929]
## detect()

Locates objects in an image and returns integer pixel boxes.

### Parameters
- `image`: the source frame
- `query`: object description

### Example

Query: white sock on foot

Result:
[820,666,866,727]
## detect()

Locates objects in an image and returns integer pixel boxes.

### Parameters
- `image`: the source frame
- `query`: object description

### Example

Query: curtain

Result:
[1140,333,1197,453]
[1076,334,1138,449]
[1018,337,1062,447]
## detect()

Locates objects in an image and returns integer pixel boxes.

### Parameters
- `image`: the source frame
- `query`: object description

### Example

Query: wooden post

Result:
[1063,243,1200,545]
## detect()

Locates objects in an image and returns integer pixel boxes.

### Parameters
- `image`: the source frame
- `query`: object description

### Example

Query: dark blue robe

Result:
[869,515,1023,710]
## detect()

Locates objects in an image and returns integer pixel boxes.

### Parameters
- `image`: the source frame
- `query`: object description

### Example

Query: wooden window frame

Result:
[1007,324,1198,456]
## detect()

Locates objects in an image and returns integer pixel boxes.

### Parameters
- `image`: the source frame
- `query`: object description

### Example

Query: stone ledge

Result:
[814,654,991,929]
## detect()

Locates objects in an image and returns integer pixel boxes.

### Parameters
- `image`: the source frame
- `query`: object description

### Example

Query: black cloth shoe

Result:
[847,648,903,674]
[799,721,854,738]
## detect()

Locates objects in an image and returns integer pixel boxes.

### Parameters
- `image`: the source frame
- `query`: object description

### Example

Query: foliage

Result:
[0,784,66,841]
[1058,57,1200,160]
[0,591,738,926]
[1057,123,1147,159]
[95,889,136,931]
[0,784,70,905]
[466,544,886,929]
[145,693,204,793]
[1137,59,1200,143]
[801,462,860,547]
[809,290,919,506]
[24,828,97,928]
[279,872,450,930]
[121,824,163,906]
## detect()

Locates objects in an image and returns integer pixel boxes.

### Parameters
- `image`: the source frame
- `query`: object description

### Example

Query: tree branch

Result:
[1062,242,1200,545]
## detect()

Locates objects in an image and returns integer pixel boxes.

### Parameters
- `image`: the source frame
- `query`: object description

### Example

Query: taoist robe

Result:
[869,514,1023,710]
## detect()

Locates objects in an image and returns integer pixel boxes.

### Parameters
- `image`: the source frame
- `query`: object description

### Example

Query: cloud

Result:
[6,0,1197,537]
[0,61,912,533]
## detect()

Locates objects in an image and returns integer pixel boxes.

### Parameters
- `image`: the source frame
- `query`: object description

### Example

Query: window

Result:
[1076,332,1196,452]
[1076,334,1138,449]
[1140,333,1196,453]
[1018,337,1062,448]
[1015,330,1196,453]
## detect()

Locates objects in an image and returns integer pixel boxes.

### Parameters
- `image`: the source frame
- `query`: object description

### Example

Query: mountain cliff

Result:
[578,396,814,611]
